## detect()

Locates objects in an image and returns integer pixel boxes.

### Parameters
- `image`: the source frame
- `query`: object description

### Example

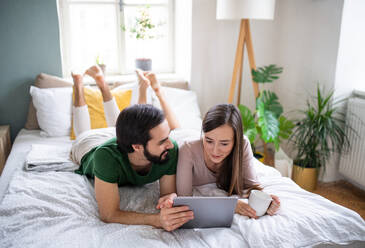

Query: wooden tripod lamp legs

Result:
[228,19,260,105]
[228,19,270,165]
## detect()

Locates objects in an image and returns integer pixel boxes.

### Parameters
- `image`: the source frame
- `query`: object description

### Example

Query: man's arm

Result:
[156,174,178,209]
[159,174,176,197]
[94,177,158,225]
[94,177,193,230]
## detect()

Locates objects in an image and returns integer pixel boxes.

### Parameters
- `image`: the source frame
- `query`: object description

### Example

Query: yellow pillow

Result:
[70,86,132,140]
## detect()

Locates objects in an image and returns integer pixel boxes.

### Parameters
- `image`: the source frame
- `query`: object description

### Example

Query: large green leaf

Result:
[268,116,295,151]
[278,115,295,140]
[256,90,283,118]
[251,64,283,84]
[256,99,279,143]
[238,104,257,144]
[273,136,280,151]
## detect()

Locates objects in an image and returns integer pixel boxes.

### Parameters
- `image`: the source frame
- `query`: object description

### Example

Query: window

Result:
[58,0,174,76]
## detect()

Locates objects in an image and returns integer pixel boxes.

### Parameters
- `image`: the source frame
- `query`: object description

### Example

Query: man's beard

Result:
[143,146,170,164]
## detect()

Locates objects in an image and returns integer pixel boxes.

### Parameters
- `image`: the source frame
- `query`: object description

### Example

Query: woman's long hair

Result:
[202,104,244,196]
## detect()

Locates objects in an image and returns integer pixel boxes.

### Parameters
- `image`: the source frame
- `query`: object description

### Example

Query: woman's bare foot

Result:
[85,65,106,89]
[136,69,150,89]
[135,69,151,104]
[144,71,161,95]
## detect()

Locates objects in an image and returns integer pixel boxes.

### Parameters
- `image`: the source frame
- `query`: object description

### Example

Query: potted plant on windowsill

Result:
[96,55,106,75]
[238,65,295,162]
[122,5,164,71]
[289,86,354,191]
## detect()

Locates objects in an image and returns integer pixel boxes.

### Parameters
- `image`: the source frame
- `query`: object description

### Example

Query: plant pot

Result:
[254,152,265,163]
[135,58,152,71]
[292,164,318,191]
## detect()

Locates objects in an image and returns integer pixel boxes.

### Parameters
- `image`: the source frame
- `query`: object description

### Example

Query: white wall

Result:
[327,0,365,183]
[334,0,365,98]
[190,0,239,114]
[273,0,344,182]
[273,0,343,117]
[190,0,345,182]
[190,0,278,114]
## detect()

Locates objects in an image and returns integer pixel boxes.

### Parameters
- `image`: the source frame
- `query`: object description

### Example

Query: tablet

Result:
[173,196,238,229]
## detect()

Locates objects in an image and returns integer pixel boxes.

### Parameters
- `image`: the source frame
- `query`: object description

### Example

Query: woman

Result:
[176,104,280,218]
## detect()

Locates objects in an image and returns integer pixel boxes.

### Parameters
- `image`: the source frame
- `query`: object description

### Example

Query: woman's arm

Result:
[241,136,261,189]
[144,72,181,130]
[135,70,180,130]
[176,144,194,196]
[237,136,280,217]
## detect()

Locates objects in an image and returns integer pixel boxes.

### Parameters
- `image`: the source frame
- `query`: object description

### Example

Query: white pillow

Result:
[112,82,153,105]
[30,86,72,137]
[152,87,202,130]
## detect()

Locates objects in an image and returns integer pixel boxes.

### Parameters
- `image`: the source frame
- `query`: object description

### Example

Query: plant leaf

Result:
[278,115,295,140]
[256,99,279,143]
[251,64,283,84]
[238,104,257,144]
[257,90,283,118]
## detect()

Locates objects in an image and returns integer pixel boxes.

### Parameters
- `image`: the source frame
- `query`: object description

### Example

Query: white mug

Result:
[248,190,273,217]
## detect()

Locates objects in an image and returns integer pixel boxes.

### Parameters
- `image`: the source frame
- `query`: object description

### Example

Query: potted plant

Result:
[96,55,106,75]
[239,65,295,162]
[289,86,353,191]
[122,5,164,71]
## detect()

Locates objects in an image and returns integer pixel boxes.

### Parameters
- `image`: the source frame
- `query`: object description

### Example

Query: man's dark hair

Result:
[116,104,165,153]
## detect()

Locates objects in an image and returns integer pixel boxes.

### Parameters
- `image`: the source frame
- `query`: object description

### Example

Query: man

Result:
[72,67,193,231]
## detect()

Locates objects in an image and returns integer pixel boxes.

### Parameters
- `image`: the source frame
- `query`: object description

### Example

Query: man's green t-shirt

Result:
[75,137,178,186]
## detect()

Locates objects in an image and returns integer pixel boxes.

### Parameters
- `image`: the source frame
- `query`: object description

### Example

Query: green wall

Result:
[0,0,62,141]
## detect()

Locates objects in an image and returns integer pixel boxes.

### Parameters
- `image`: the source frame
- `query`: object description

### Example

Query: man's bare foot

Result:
[71,72,83,88]
[85,65,105,89]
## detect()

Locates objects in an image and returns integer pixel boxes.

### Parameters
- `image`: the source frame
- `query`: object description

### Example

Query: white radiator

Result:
[339,96,365,187]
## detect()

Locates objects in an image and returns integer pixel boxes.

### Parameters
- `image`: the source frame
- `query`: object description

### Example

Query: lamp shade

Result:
[216,0,275,20]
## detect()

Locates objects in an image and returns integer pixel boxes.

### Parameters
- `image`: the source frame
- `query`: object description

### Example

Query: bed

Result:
[0,81,364,248]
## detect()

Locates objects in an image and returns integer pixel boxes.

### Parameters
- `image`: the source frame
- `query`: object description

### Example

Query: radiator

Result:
[339,96,365,187]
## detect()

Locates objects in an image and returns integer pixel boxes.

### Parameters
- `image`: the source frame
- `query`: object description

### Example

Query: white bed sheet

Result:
[0,129,364,248]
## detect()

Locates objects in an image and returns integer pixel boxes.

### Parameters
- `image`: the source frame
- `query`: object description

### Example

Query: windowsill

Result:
[64,72,188,85]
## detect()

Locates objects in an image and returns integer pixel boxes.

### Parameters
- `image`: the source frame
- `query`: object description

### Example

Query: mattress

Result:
[0,129,364,248]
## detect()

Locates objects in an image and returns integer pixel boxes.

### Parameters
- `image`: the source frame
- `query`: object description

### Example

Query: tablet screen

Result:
[173,196,238,229]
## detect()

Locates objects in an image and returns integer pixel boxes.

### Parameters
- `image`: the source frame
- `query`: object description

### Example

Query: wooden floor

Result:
[313,180,365,219]
[264,150,365,219]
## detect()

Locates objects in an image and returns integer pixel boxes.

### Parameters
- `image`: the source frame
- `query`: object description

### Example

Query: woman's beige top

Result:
[176,136,259,196]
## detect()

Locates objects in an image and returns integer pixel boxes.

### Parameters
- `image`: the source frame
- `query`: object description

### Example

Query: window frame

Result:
[57,0,175,77]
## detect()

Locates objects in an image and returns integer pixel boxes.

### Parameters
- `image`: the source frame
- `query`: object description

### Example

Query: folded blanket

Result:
[70,127,116,165]
[25,144,79,172]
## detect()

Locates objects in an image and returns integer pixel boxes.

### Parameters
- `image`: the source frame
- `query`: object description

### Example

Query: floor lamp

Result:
[216,0,276,105]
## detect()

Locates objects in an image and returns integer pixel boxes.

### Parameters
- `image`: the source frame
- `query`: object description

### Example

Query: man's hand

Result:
[158,205,194,231]
[155,193,193,231]
[235,199,258,219]
[156,193,176,210]
[266,195,280,216]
